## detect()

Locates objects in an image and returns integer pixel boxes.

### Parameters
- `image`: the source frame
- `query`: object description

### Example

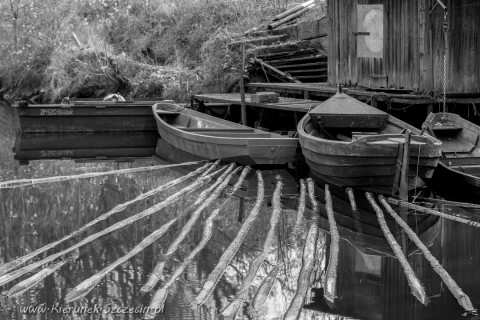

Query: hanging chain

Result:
[441,9,448,121]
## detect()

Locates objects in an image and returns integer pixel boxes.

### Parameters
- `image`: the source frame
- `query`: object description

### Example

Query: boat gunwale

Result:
[152,103,298,145]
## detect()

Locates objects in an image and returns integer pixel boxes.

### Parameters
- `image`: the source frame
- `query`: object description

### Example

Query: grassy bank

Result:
[0,0,325,103]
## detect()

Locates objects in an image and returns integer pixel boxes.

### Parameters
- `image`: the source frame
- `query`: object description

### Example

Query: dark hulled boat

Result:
[15,100,158,133]
[425,112,480,202]
[152,102,298,165]
[297,92,442,195]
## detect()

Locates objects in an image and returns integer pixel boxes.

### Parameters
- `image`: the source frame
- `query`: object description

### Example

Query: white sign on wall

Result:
[357,4,384,59]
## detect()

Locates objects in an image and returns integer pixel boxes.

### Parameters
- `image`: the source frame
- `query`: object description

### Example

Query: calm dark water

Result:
[1,107,480,320]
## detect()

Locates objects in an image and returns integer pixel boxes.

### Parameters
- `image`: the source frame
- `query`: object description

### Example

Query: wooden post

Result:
[399,129,411,255]
[240,44,247,126]
[304,90,310,100]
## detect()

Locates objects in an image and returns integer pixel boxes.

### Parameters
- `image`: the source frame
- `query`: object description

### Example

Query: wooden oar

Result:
[323,184,339,308]
[220,176,283,317]
[0,166,225,288]
[190,171,265,309]
[0,163,213,277]
[140,164,239,293]
[0,160,206,189]
[144,167,251,317]
[366,192,428,305]
[379,196,476,313]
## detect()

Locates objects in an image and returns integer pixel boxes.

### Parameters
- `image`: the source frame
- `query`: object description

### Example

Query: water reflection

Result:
[0,130,479,319]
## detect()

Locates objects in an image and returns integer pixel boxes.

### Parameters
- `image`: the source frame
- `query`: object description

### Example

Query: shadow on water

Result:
[0,128,479,319]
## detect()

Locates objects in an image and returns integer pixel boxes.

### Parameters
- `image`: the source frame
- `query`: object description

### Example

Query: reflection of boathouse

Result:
[308,217,480,320]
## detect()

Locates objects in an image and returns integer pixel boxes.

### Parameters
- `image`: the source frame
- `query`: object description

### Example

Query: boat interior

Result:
[154,103,288,138]
[306,114,429,146]
[428,113,480,174]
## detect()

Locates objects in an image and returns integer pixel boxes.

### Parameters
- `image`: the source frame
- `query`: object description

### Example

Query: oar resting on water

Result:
[190,171,265,310]
[140,164,240,293]
[144,167,251,319]
[0,166,226,288]
[366,192,428,305]
[0,162,215,277]
[220,176,283,318]
[379,195,476,313]
[0,160,207,189]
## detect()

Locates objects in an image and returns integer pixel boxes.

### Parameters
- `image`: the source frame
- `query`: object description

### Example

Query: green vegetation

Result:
[0,0,324,103]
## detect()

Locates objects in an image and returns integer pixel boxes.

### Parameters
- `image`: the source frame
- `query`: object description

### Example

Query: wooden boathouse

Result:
[327,0,480,93]
[194,0,480,127]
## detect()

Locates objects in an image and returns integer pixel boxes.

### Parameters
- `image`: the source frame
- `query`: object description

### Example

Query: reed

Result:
[379,196,476,313]
[0,163,212,277]
[190,171,264,309]
[0,166,225,288]
[140,164,239,293]
[0,161,206,189]
[283,180,320,320]
[323,184,339,307]
[388,198,480,229]
[8,260,68,297]
[346,188,357,212]
[366,192,428,305]
[220,176,283,317]
[193,163,232,206]
[283,222,319,320]
[144,167,251,317]
[291,179,306,240]
[252,263,281,310]
[65,218,177,302]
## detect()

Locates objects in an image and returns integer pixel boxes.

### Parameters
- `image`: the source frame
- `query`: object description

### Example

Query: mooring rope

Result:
[0,161,206,189]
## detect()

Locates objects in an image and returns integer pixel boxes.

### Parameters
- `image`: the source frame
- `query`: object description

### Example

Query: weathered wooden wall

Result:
[327,0,480,93]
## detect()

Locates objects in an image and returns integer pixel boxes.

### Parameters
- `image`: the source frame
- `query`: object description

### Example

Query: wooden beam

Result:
[254,58,301,83]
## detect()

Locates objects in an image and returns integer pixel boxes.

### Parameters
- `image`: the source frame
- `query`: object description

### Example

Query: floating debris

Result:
[366,192,428,305]
[283,178,320,320]
[0,166,225,288]
[144,167,251,318]
[0,163,213,277]
[0,160,206,189]
[140,164,238,293]
[220,176,283,317]
[190,171,265,309]
[323,184,339,308]
[379,196,476,313]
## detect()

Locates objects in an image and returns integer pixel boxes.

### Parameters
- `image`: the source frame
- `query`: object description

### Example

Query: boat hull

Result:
[153,103,298,165]
[15,101,158,133]
[298,115,442,194]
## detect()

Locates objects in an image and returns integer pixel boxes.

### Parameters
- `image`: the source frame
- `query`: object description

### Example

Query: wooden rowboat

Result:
[152,102,298,165]
[15,100,158,133]
[425,113,480,202]
[297,92,442,194]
